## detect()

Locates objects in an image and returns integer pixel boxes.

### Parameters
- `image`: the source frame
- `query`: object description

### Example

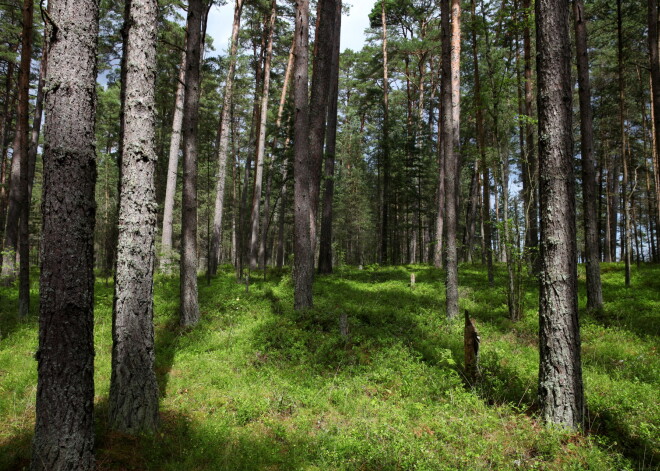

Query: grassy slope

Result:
[0,263,657,470]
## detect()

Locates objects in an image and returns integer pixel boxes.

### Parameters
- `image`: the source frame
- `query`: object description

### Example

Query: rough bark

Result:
[536,0,584,429]
[0,59,15,237]
[464,311,480,382]
[179,0,204,326]
[248,0,276,270]
[160,47,186,273]
[209,0,244,275]
[31,0,99,467]
[318,0,342,274]
[573,0,603,311]
[16,0,33,317]
[2,28,31,282]
[442,0,460,320]
[651,0,660,235]
[109,0,159,434]
[381,0,390,265]
[293,0,312,309]
[308,0,338,254]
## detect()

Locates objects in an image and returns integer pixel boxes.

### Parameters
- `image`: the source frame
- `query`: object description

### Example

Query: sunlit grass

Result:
[0,263,657,469]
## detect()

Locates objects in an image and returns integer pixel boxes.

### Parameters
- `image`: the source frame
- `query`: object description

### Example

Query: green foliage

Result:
[2,264,658,469]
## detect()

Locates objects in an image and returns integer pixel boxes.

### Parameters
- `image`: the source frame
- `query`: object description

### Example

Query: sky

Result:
[206,1,377,57]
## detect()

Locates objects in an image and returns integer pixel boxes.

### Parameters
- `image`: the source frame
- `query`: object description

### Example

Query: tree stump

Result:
[464,311,480,382]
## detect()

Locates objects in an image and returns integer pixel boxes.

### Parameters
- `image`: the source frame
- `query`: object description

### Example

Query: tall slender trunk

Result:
[0,60,15,237]
[179,0,204,326]
[31,0,98,466]
[109,0,159,433]
[318,0,342,274]
[617,0,631,286]
[381,0,390,265]
[574,0,603,310]
[522,0,538,269]
[649,0,660,234]
[443,0,461,320]
[209,0,244,275]
[293,0,312,309]
[15,0,33,319]
[248,0,276,270]
[536,0,584,430]
[2,29,31,283]
[160,47,187,273]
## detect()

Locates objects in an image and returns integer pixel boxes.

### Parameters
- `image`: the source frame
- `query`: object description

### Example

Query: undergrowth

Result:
[0,263,657,470]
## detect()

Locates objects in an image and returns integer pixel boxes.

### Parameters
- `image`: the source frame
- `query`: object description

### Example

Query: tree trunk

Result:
[318,0,342,275]
[617,0,631,287]
[293,0,312,309]
[108,0,159,434]
[209,0,244,275]
[179,0,204,326]
[536,0,584,430]
[381,0,390,265]
[573,0,603,311]
[31,0,99,467]
[160,47,186,273]
[0,59,15,238]
[2,32,31,283]
[649,0,660,235]
[248,0,276,270]
[442,0,461,320]
[15,0,33,317]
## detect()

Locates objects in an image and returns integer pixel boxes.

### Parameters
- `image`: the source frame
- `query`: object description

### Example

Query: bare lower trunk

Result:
[574,0,603,311]
[248,0,276,270]
[31,0,99,467]
[649,0,660,235]
[179,0,204,326]
[160,48,186,273]
[318,0,341,275]
[209,0,244,275]
[380,0,390,265]
[536,0,584,430]
[109,0,159,434]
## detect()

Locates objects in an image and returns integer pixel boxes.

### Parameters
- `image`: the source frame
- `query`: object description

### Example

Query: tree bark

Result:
[160,47,186,273]
[649,0,660,240]
[248,0,276,270]
[293,0,312,309]
[442,0,461,320]
[109,0,159,434]
[2,16,32,283]
[179,0,204,326]
[16,0,33,317]
[0,59,15,238]
[318,0,342,275]
[31,0,99,466]
[381,0,390,265]
[209,0,244,275]
[536,0,584,430]
[573,0,603,311]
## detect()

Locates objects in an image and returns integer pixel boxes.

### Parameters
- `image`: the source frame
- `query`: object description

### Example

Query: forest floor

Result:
[0,263,658,470]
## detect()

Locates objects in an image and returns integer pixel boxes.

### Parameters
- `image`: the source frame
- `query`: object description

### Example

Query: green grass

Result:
[0,263,658,470]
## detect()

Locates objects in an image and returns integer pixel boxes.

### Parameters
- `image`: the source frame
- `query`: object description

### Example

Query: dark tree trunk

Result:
[536,0,584,429]
[180,0,204,326]
[573,0,603,311]
[649,0,660,243]
[109,0,159,434]
[2,20,32,283]
[16,0,33,316]
[318,0,342,275]
[293,0,312,309]
[0,59,15,237]
[31,0,99,467]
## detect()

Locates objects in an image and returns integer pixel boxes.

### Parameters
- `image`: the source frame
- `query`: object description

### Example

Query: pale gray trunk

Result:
[248,0,276,270]
[160,47,186,273]
[536,0,584,430]
[209,0,244,275]
[109,0,159,434]
[31,0,99,467]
